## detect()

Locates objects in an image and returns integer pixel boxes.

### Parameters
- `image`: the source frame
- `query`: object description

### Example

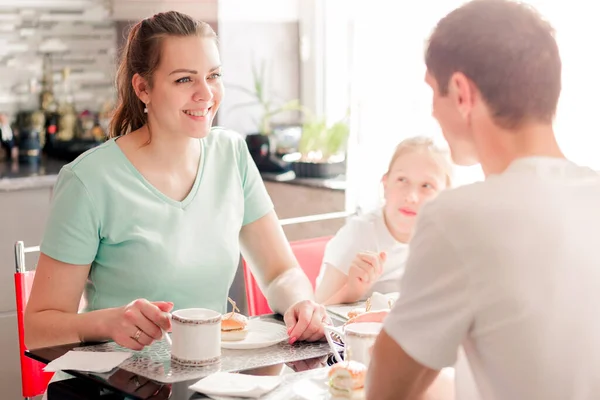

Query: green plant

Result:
[228,61,305,135]
[298,117,350,162]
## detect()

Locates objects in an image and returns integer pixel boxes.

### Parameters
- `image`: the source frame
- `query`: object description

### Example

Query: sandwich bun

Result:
[221,312,249,341]
[328,360,367,399]
[347,308,366,319]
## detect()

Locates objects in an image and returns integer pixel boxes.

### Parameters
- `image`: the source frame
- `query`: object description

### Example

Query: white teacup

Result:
[324,322,382,367]
[169,308,222,366]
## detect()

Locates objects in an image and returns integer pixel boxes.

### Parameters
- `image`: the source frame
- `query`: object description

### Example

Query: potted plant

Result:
[289,116,350,178]
[228,62,305,173]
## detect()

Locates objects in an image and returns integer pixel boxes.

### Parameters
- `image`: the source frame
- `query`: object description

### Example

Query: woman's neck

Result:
[132,124,201,171]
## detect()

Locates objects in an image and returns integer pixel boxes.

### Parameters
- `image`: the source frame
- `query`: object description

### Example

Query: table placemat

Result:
[73,337,335,383]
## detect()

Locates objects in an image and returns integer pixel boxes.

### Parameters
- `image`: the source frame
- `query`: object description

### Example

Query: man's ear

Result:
[448,72,474,122]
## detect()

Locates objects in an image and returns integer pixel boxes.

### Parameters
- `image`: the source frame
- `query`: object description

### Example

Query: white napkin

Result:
[189,372,282,399]
[43,351,133,373]
[369,291,399,310]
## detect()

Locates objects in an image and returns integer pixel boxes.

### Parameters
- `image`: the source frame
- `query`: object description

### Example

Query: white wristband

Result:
[264,268,315,314]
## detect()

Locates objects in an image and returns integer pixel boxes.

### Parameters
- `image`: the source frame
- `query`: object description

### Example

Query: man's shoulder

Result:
[424,180,491,218]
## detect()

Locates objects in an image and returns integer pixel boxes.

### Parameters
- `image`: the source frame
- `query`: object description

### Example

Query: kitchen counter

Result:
[0,157,65,192]
[0,157,347,192]
[261,170,346,191]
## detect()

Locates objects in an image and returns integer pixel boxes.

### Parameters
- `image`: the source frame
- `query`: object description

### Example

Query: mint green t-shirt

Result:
[40,128,273,314]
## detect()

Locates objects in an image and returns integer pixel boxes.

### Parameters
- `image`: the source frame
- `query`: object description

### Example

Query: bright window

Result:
[336,1,599,212]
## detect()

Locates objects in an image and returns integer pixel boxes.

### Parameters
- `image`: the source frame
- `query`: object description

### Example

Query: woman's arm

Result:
[25,253,171,350]
[240,210,328,342]
[239,210,314,313]
[25,253,109,348]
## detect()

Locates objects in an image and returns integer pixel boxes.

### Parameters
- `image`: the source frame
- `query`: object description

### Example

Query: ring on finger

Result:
[133,328,142,342]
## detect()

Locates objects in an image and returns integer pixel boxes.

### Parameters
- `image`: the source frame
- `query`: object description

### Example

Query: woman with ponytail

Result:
[25,11,327,353]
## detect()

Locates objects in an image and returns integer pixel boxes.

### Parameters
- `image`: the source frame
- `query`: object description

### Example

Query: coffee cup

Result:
[324,322,382,366]
[169,308,222,366]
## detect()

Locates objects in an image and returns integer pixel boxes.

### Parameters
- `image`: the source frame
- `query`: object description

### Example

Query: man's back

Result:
[384,156,600,399]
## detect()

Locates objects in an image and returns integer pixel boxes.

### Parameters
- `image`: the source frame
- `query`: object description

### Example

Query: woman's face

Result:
[142,35,223,139]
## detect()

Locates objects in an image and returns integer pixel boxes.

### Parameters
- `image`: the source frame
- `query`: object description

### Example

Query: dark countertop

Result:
[0,157,346,192]
[0,157,66,192]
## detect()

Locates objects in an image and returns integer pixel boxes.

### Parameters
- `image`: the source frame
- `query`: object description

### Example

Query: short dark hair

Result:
[425,0,561,129]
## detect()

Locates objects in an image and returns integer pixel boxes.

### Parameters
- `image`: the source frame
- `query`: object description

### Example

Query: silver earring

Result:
[144,106,148,114]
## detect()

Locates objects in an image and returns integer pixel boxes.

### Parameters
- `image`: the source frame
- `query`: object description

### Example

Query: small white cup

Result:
[324,322,382,367]
[169,308,222,366]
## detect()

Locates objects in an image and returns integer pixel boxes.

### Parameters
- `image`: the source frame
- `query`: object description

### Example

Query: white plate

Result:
[326,292,400,321]
[221,319,288,350]
[291,368,366,400]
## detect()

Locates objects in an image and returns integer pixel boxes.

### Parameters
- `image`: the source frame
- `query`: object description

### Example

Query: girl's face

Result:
[382,150,448,240]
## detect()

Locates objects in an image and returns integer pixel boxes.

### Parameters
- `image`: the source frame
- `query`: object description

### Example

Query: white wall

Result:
[218,0,299,23]
[533,0,600,170]
[112,0,217,21]
[217,1,302,135]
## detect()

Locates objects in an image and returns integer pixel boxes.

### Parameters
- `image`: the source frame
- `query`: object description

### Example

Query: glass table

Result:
[26,314,344,400]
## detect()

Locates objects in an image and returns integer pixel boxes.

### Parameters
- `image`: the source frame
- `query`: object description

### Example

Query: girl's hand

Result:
[347,251,387,299]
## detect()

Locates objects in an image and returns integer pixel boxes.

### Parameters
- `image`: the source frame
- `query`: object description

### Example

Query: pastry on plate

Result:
[346,292,397,319]
[328,360,367,399]
[221,297,249,341]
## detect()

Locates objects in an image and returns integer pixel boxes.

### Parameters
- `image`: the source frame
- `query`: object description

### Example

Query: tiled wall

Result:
[0,0,116,118]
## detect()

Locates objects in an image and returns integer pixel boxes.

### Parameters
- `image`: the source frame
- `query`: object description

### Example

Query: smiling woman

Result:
[24,11,328,357]
[111,15,221,142]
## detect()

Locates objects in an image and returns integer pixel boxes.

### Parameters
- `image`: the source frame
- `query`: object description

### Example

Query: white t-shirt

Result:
[318,207,409,299]
[384,157,600,400]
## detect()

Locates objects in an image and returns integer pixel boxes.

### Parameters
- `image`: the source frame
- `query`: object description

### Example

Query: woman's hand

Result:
[283,300,330,344]
[346,251,387,299]
[105,299,173,350]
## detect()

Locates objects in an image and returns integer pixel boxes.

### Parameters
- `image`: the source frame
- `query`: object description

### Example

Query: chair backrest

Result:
[243,236,332,316]
[14,241,54,398]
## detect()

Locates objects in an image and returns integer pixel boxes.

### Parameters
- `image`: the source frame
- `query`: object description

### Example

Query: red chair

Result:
[14,241,54,399]
[243,236,332,316]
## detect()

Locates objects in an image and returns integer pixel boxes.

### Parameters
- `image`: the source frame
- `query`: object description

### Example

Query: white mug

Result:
[324,322,382,367]
[169,308,222,366]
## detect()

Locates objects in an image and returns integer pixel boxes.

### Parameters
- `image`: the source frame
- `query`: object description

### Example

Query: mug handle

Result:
[323,325,344,364]
[162,312,172,346]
